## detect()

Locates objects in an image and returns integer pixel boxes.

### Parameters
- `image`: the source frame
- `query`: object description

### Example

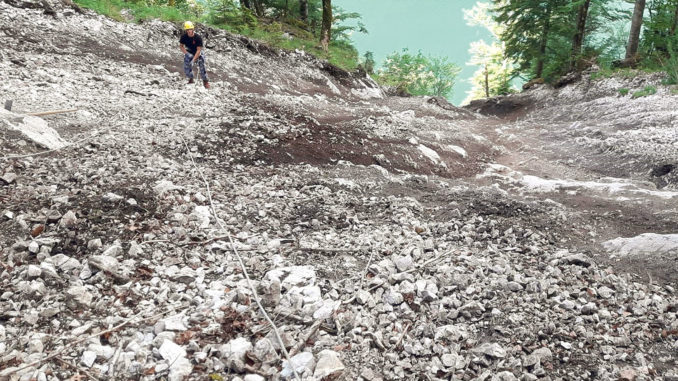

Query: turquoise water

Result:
[334,0,493,105]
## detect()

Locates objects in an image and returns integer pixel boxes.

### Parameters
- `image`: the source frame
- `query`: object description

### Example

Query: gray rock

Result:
[281,352,315,379]
[159,340,186,363]
[581,302,597,315]
[561,253,593,267]
[28,241,39,254]
[60,210,77,228]
[252,338,278,364]
[220,337,252,372]
[87,239,103,251]
[88,255,119,273]
[471,342,506,358]
[66,286,93,307]
[244,375,265,381]
[493,371,518,381]
[162,314,188,331]
[265,266,316,291]
[103,192,124,202]
[598,286,614,299]
[1,172,17,184]
[383,290,404,305]
[80,351,97,367]
[313,350,344,379]
[26,265,42,278]
[394,254,414,272]
[507,281,523,292]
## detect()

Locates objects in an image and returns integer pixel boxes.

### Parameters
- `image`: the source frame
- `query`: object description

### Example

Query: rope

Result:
[178,133,302,381]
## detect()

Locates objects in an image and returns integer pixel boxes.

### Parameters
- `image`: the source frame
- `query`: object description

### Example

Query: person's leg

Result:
[197,55,208,82]
[184,53,194,79]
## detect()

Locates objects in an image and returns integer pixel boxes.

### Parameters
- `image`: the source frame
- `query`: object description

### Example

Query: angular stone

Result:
[264,266,316,291]
[162,314,188,331]
[27,265,42,278]
[80,351,97,367]
[87,239,103,251]
[220,337,252,372]
[598,286,614,299]
[88,255,119,273]
[60,210,77,228]
[28,241,39,254]
[159,340,186,363]
[103,192,124,202]
[281,352,315,379]
[471,342,506,358]
[313,350,344,379]
[581,302,597,315]
[168,357,192,381]
[66,286,93,307]
[394,255,414,272]
[1,172,17,184]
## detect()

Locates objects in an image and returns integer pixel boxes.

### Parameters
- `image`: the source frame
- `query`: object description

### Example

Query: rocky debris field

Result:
[1,0,677,380]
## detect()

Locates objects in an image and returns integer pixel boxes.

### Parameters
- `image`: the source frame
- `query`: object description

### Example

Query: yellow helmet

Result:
[183,21,195,30]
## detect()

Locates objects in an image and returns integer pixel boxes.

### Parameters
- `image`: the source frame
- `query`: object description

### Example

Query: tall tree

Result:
[320,0,332,51]
[464,2,515,102]
[299,0,308,23]
[493,0,568,79]
[626,0,646,59]
[570,0,592,70]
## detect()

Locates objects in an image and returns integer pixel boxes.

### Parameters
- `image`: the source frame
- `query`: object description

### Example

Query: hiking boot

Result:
[188,78,194,84]
[203,80,210,89]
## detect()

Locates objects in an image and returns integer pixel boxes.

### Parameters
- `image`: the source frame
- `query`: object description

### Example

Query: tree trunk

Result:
[320,0,332,51]
[570,0,591,70]
[484,64,490,98]
[626,0,646,59]
[299,0,308,23]
[241,0,251,10]
[251,0,264,17]
[671,2,678,35]
[536,7,552,78]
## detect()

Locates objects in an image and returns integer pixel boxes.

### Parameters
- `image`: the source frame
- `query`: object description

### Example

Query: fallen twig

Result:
[3,305,181,376]
[289,320,323,357]
[55,356,102,381]
[26,108,78,117]
[179,134,301,381]
[343,248,375,305]
[394,323,411,349]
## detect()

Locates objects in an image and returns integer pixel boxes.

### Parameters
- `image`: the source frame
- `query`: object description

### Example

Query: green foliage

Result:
[360,51,375,74]
[73,0,203,22]
[661,41,678,84]
[375,49,460,97]
[464,2,517,102]
[632,85,658,98]
[671,88,678,95]
[618,87,630,95]
[72,0,362,73]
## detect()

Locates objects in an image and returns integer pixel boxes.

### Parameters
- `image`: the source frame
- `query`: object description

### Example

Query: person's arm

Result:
[180,43,187,55]
[192,46,202,62]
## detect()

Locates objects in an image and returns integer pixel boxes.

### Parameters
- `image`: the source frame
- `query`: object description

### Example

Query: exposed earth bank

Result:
[1,1,677,380]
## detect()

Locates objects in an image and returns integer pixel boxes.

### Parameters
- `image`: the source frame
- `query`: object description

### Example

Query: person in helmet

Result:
[179,21,209,89]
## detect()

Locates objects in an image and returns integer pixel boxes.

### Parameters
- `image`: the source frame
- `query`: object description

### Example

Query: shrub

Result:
[632,85,657,98]
[618,88,629,96]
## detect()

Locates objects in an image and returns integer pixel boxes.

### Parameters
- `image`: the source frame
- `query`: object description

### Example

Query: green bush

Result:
[632,85,657,99]
[618,88,629,96]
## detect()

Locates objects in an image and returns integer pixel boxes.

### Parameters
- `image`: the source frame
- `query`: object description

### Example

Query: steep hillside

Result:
[1,1,677,380]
